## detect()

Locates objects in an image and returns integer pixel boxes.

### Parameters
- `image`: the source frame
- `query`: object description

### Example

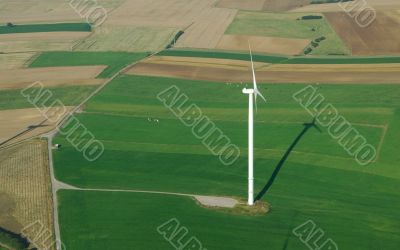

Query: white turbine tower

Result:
[242,44,266,206]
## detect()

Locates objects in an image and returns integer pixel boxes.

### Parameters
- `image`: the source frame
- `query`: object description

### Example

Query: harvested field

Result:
[0,139,54,249]
[105,0,215,26]
[384,10,400,23]
[78,0,237,51]
[0,0,80,24]
[215,35,310,55]
[291,0,400,12]
[0,0,124,24]
[0,79,105,91]
[217,0,267,11]
[143,56,269,70]
[74,0,213,51]
[325,12,400,55]
[75,25,177,52]
[0,66,106,89]
[262,0,310,11]
[0,53,35,70]
[0,107,74,146]
[127,61,400,84]
[175,8,237,49]
[0,32,90,53]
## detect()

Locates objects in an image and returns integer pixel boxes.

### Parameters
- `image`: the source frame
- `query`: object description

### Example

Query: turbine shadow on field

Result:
[0,119,48,147]
[254,117,321,202]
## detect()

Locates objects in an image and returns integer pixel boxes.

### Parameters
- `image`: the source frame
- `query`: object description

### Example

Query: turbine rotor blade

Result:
[248,41,267,107]
[254,93,258,113]
[255,89,267,102]
[248,42,258,92]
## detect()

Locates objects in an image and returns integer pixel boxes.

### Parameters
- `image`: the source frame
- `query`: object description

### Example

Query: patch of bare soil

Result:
[0,107,75,146]
[0,66,106,89]
[128,61,400,84]
[325,11,400,55]
[216,35,310,55]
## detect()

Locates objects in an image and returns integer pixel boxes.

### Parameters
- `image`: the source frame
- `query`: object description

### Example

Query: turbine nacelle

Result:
[242,88,254,94]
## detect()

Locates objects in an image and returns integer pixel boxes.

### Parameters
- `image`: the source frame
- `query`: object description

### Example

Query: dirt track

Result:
[325,12,400,55]
[127,60,400,84]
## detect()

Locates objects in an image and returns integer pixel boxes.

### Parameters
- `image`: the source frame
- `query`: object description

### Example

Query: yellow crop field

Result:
[0,139,54,249]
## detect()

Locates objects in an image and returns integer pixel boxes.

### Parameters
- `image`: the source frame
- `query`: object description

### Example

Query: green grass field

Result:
[58,182,400,250]
[30,52,148,78]
[0,23,91,34]
[0,85,96,110]
[52,74,400,249]
[226,11,350,55]
[159,49,400,64]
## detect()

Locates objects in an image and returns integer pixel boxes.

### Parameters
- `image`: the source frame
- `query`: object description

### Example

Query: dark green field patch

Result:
[158,49,288,63]
[285,56,400,64]
[158,49,400,64]
[30,52,148,78]
[0,23,91,34]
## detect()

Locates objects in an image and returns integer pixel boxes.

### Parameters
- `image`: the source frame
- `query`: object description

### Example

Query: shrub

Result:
[304,47,313,54]
[315,36,326,42]
[311,0,353,4]
[301,15,323,20]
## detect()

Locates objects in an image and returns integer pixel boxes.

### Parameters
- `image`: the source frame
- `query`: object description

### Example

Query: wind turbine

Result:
[242,43,266,206]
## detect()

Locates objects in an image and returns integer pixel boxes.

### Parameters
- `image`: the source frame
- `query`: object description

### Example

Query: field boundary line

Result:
[22,52,41,68]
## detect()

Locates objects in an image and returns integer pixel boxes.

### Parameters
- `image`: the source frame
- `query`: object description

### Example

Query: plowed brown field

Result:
[325,12,400,55]
[0,66,106,90]
[127,59,400,84]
